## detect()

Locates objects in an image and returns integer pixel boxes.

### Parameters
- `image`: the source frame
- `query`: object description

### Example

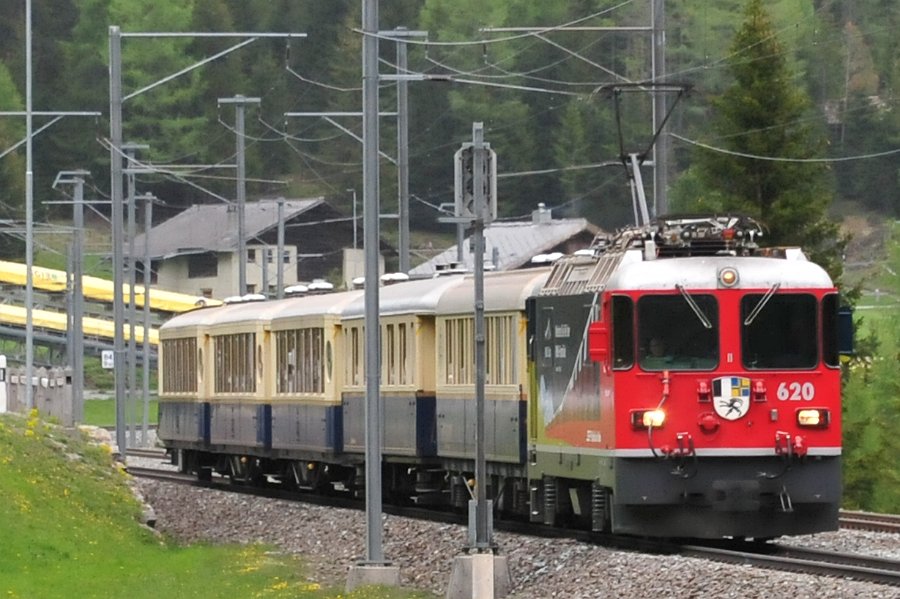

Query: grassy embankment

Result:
[0,411,426,599]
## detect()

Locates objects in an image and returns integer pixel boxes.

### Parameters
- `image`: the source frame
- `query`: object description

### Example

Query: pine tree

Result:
[677,0,843,278]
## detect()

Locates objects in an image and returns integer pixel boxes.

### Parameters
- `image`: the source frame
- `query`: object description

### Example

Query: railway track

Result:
[126,448,168,460]
[681,543,900,587]
[840,510,900,534]
[126,463,900,587]
[126,466,196,484]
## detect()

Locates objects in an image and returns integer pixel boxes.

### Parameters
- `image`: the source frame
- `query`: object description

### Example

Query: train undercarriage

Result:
[170,446,839,540]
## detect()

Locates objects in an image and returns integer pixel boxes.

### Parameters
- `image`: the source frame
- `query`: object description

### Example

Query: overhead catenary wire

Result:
[351,0,639,47]
[672,133,900,163]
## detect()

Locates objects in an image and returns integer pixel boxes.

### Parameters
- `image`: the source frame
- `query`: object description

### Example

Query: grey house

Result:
[133,198,368,299]
[409,205,602,277]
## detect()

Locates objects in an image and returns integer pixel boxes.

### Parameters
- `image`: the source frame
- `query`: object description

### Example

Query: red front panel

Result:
[613,289,841,455]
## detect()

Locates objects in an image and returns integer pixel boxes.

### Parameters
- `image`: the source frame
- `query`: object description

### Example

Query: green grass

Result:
[83,398,158,427]
[853,221,899,351]
[0,412,427,599]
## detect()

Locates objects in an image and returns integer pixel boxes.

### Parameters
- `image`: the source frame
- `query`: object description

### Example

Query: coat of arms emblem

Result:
[712,376,751,420]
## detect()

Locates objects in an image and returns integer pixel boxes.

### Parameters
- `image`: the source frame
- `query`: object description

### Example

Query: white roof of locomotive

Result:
[436,268,551,315]
[607,252,834,291]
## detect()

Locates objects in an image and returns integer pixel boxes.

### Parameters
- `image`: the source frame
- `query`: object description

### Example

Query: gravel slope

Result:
[134,479,900,599]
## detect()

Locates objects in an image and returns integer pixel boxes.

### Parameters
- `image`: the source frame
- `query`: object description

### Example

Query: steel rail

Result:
[680,543,900,587]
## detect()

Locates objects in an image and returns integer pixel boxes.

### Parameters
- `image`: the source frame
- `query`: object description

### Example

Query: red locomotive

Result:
[528,215,848,538]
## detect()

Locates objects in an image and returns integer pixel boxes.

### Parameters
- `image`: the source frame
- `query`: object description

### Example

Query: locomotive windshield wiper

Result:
[675,284,712,329]
[743,283,781,326]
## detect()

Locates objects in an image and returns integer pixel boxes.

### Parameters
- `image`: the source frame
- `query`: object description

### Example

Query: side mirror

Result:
[588,321,609,363]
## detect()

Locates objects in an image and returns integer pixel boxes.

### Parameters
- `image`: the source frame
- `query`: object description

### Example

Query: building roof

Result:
[410,215,601,277]
[133,198,325,259]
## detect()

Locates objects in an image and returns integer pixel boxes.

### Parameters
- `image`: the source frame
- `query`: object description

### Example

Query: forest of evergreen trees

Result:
[0,0,897,244]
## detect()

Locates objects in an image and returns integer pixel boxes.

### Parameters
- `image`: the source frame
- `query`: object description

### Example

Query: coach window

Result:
[638,295,718,371]
[742,293,817,369]
[485,314,516,385]
[385,324,396,385]
[347,325,364,386]
[214,333,256,393]
[398,323,409,385]
[445,317,473,385]
[162,337,197,393]
[325,340,333,382]
[275,328,324,394]
[611,296,634,369]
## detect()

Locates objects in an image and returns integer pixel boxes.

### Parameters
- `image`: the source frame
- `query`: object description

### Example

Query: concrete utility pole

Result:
[346,0,400,591]
[137,192,159,446]
[652,0,668,216]
[71,177,85,424]
[219,95,260,296]
[276,198,285,299]
[52,170,90,423]
[472,123,489,552]
[108,26,127,457]
[24,0,34,410]
[445,124,511,599]
[347,188,358,249]
[124,143,147,448]
[395,29,411,273]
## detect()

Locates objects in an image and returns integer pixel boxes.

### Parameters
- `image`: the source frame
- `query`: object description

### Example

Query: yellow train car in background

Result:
[0,260,220,313]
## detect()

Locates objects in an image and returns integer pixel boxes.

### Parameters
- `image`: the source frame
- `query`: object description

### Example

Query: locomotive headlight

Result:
[797,408,830,428]
[631,409,666,430]
[718,267,739,288]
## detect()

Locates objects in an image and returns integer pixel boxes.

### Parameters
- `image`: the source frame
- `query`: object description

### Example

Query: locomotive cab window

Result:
[637,294,719,371]
[611,296,634,370]
[741,293,817,369]
[821,293,840,368]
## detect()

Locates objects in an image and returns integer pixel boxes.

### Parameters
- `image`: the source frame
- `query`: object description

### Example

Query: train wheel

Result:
[197,466,213,482]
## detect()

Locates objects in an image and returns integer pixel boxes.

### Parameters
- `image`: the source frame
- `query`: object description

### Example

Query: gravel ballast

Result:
[134,477,900,598]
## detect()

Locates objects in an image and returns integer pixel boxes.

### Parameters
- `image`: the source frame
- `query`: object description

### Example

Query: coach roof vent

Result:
[434,262,469,277]
[530,252,563,265]
[381,272,411,286]
[222,293,267,304]
[307,279,335,294]
[284,284,308,296]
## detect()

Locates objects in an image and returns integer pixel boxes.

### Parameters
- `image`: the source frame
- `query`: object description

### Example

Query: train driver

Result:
[641,336,672,369]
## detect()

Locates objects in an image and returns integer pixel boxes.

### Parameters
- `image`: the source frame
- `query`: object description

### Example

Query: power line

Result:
[672,132,900,163]
[352,0,639,47]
